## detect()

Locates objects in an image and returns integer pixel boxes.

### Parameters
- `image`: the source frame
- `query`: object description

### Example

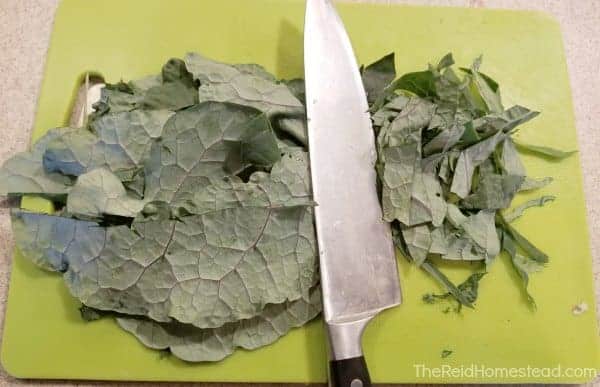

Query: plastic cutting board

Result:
[2,0,599,383]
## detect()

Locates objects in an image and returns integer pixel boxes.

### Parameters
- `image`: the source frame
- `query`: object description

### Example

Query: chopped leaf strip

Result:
[504,196,556,223]
[450,131,506,198]
[421,261,474,308]
[501,137,526,176]
[501,230,541,307]
[498,214,548,263]
[470,57,503,114]
[519,176,553,191]
[401,224,432,266]
[462,174,524,210]
[514,140,576,160]
[421,268,486,310]
[368,54,560,307]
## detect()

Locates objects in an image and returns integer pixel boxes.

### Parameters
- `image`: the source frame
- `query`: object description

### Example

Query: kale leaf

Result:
[1,54,317,362]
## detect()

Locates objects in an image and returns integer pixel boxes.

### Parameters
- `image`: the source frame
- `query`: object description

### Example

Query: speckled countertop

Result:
[0,0,598,386]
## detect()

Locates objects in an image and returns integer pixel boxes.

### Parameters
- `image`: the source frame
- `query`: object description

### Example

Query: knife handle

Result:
[329,356,371,387]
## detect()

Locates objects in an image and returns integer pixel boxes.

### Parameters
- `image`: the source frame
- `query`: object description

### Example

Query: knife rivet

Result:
[350,379,363,387]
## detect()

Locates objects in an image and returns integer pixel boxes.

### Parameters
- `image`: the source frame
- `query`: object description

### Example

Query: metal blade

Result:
[304,0,401,326]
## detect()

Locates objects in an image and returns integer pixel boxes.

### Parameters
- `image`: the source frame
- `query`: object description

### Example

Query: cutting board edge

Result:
[2,0,599,383]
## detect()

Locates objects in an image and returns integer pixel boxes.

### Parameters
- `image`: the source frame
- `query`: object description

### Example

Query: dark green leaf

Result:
[459,67,499,92]
[283,78,306,104]
[391,71,436,98]
[455,272,486,304]
[362,53,396,104]
[79,305,109,322]
[436,53,455,71]
[140,58,198,111]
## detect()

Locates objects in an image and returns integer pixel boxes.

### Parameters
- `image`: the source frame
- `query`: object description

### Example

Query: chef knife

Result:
[304,1,402,386]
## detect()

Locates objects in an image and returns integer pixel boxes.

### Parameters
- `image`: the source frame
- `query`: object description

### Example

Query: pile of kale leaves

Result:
[362,53,572,309]
[0,53,570,361]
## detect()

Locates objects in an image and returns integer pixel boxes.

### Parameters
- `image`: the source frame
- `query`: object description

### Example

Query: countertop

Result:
[0,0,598,386]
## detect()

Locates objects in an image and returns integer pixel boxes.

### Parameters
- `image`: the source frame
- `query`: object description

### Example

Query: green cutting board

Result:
[2,0,599,383]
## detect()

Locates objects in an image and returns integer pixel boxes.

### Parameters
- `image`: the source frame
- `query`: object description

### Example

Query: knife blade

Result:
[303,1,402,386]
